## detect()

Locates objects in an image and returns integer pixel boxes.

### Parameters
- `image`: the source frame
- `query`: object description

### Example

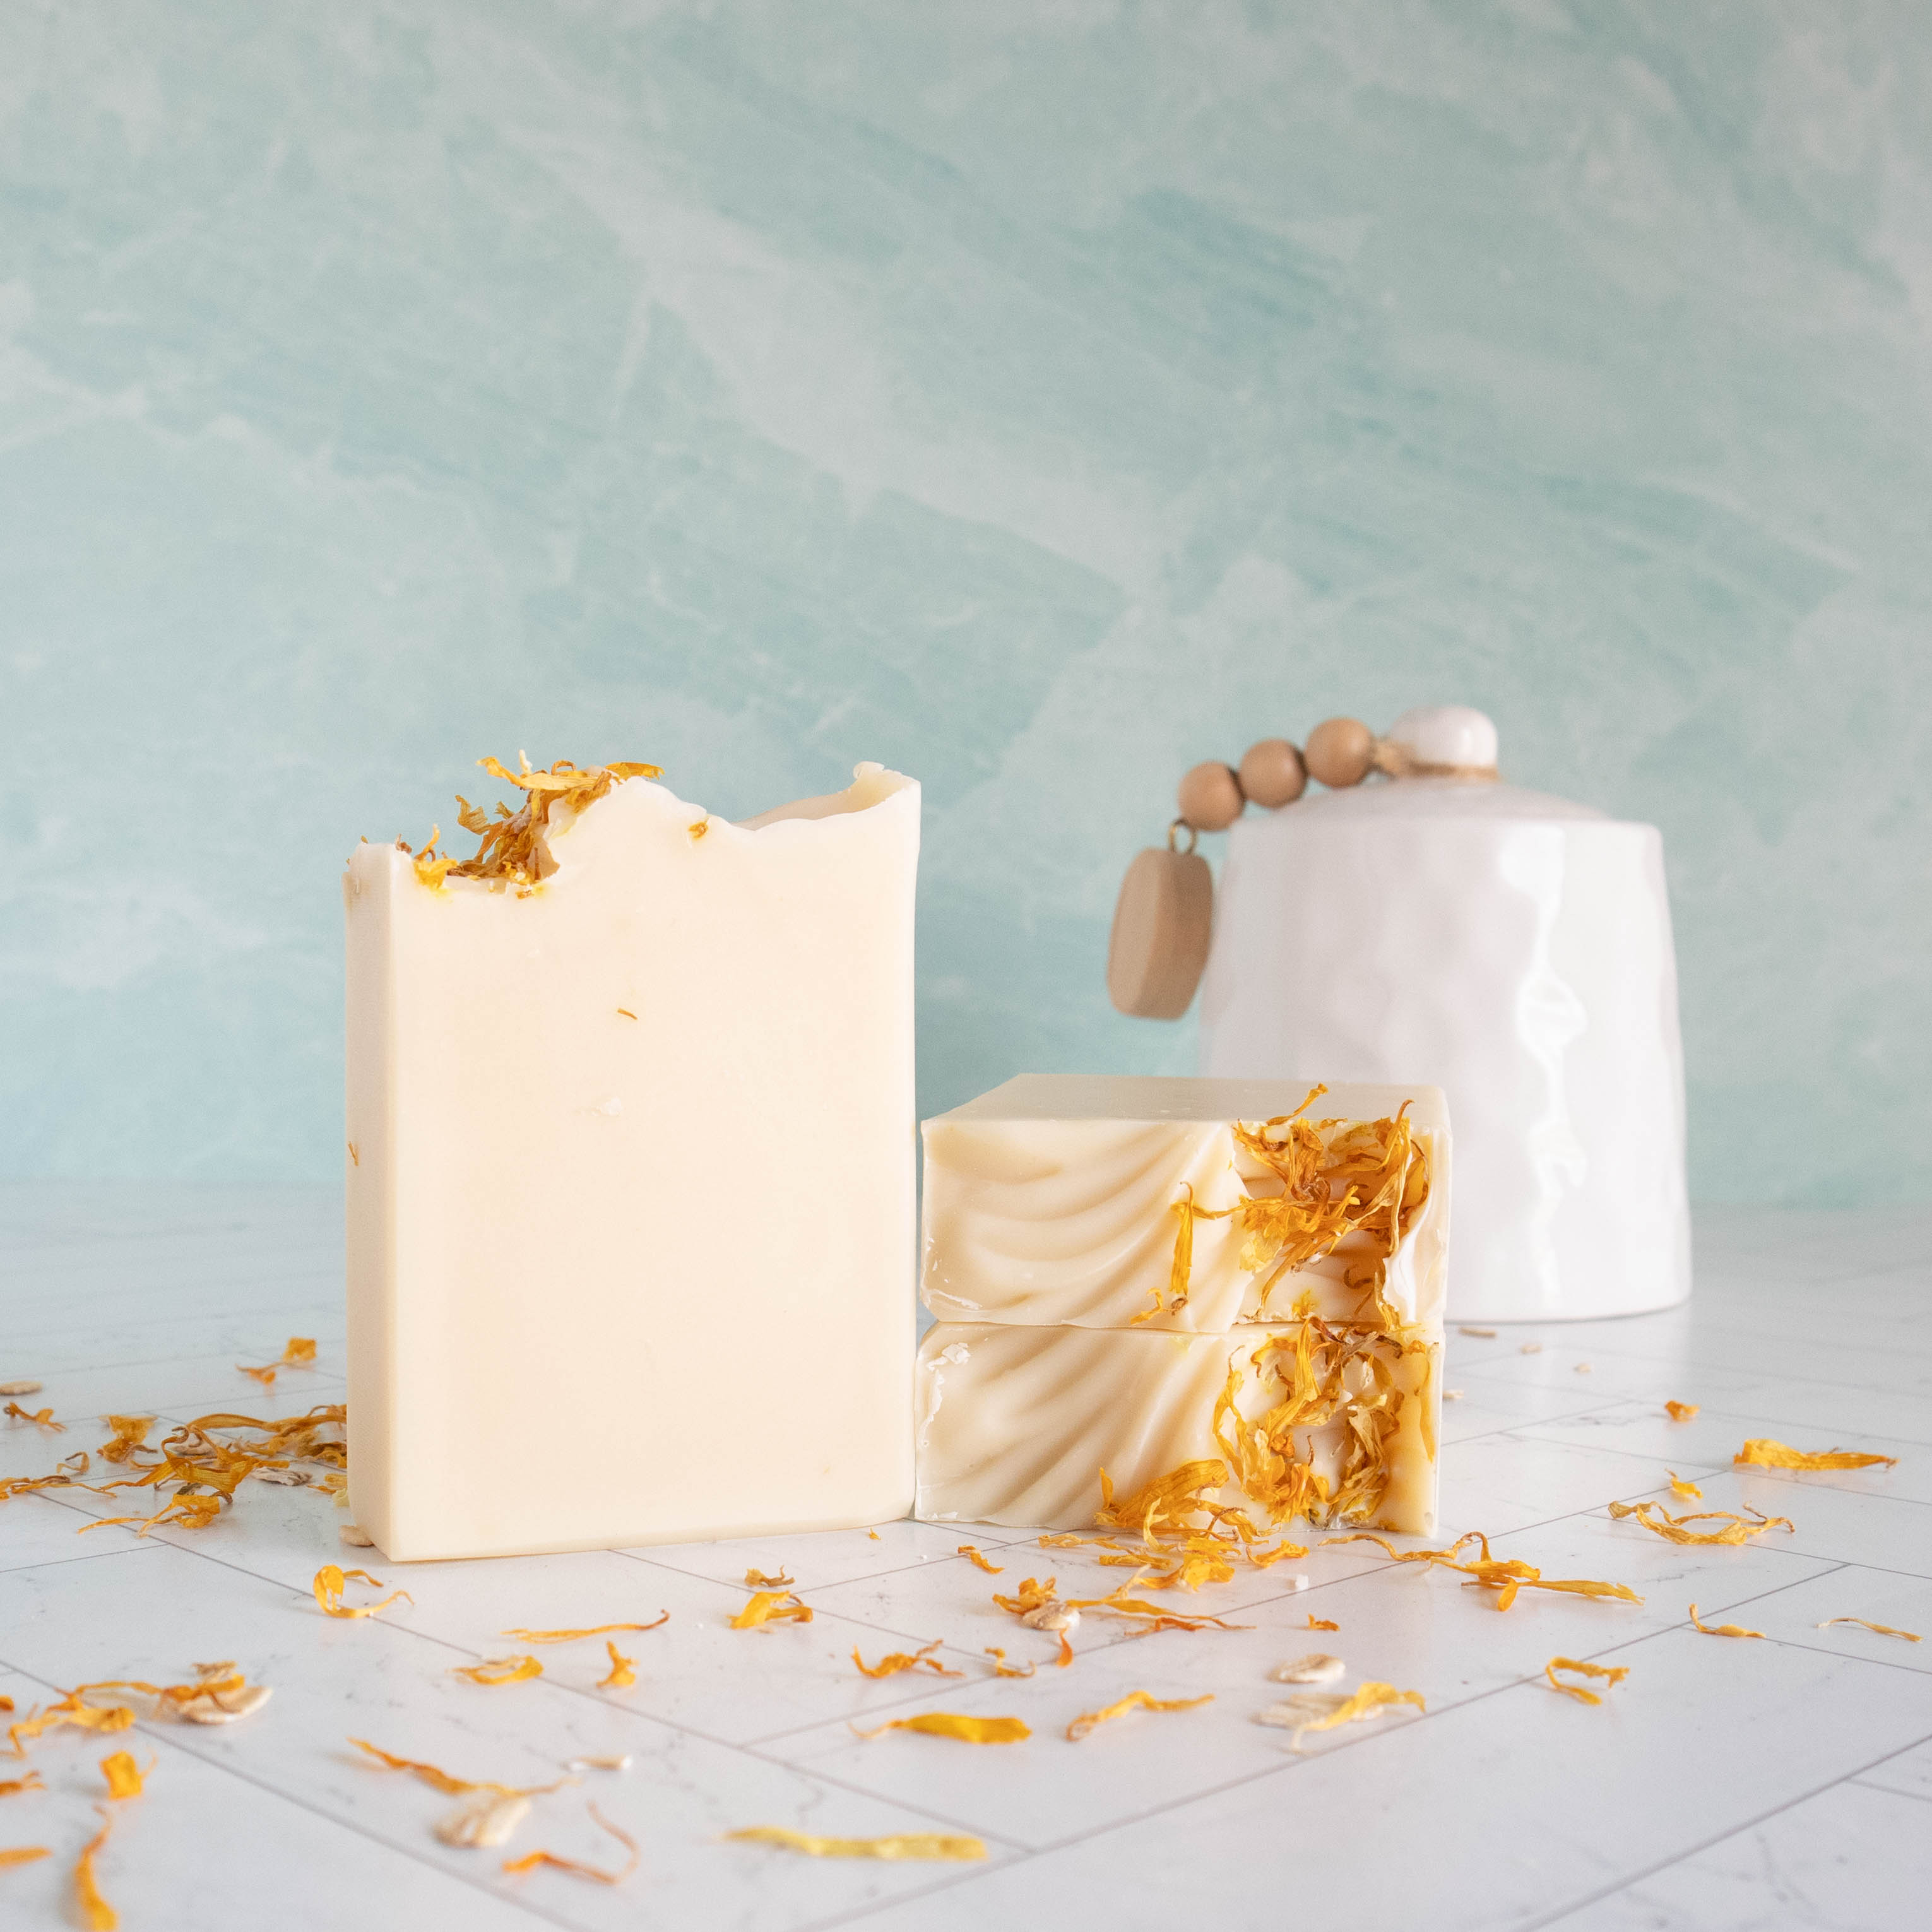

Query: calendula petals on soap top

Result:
[1065,1690,1212,1743]
[312,1565,412,1620]
[726,1826,985,1862]
[852,1641,961,1680]
[850,1713,1030,1745]
[728,1590,812,1630]
[1734,1438,1897,1471]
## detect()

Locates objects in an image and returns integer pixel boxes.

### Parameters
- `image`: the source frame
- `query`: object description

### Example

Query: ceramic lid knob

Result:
[1385,704,1498,770]
[1304,718,1376,788]
[1238,738,1308,809]
[1176,761,1245,831]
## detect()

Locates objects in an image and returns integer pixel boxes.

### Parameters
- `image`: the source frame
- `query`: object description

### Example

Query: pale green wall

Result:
[2,3,1927,1202]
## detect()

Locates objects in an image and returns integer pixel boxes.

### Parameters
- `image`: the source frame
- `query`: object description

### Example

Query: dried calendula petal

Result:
[500,1616,668,1644]
[598,1642,636,1691]
[8,1692,135,1755]
[743,1568,793,1589]
[729,1589,812,1630]
[0,1845,51,1866]
[851,1713,1029,1745]
[1688,1603,1763,1639]
[1735,1438,1898,1472]
[450,1656,543,1686]
[313,1565,412,1619]
[984,1649,1034,1679]
[1664,1401,1699,1421]
[436,1793,531,1849]
[1667,1473,1703,1502]
[726,1826,986,1861]
[74,1808,116,1931]
[1291,1680,1425,1751]
[97,1418,155,1466]
[98,1753,148,1800]
[564,1755,632,1772]
[1544,1657,1628,1705]
[501,1803,639,1886]
[1817,1616,1922,1642]
[348,1738,570,1799]
[1067,1690,1212,1742]
[1306,1615,1340,1632]
[0,1772,45,1796]
[1608,1501,1793,1547]
[956,1543,1004,1573]
[3,1403,62,1433]
[853,1640,961,1680]
[1272,1654,1346,1685]
[422,755,663,894]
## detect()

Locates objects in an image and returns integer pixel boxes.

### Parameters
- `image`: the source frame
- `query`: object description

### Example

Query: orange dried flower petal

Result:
[74,1808,116,1931]
[725,1825,985,1861]
[1735,1438,1897,1472]
[984,1648,1034,1678]
[3,1404,62,1433]
[501,1803,639,1886]
[1065,1690,1213,1742]
[851,1713,1030,1745]
[9,1692,135,1757]
[313,1565,411,1620]
[98,1753,148,1801]
[729,1590,812,1630]
[1291,1680,1425,1750]
[1,1450,92,1502]
[450,1656,543,1686]
[348,1738,567,1799]
[598,1642,636,1691]
[417,756,662,895]
[1609,1501,1793,1547]
[0,1845,50,1866]
[852,1641,961,1680]
[1664,1401,1698,1421]
[1818,1616,1921,1642]
[1544,1656,1628,1705]
[1688,1603,1763,1639]
[0,1772,45,1797]
[97,1419,155,1466]
[743,1568,794,1589]
[1306,1615,1341,1632]
[499,1616,668,1644]
[1667,1473,1702,1502]
[957,1544,1005,1574]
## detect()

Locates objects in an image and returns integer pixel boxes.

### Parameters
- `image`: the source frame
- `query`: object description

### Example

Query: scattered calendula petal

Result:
[615,1007,637,1020]
[1066,1690,1212,1742]
[1735,1438,1898,1472]
[1272,1654,1346,1685]
[1609,1501,1793,1548]
[1544,1657,1628,1705]
[1688,1603,1763,1639]
[1290,1680,1426,1751]
[867,1529,880,1541]
[598,1642,636,1691]
[450,1656,543,1686]
[0,1845,50,1866]
[339,1524,375,1548]
[564,1755,632,1773]
[97,1418,155,1466]
[501,1803,639,1886]
[851,1713,1030,1745]
[0,1772,45,1796]
[1664,1401,1699,1422]
[688,819,709,841]
[0,1450,92,1503]
[853,1640,960,1680]
[8,1692,135,1755]
[1457,1327,1497,1339]
[1306,1615,1340,1632]
[725,1826,985,1862]
[500,1616,668,1644]
[1818,1617,1922,1642]
[1443,1389,1465,1401]
[0,1380,44,1397]
[957,1544,1004,1574]
[984,1648,1034,1678]
[3,1403,62,1433]
[1055,1630,1074,1668]
[73,1808,116,1931]
[729,1589,812,1630]
[348,1738,570,1799]
[1667,1473,1703,1503]
[98,1753,148,1800]
[743,1568,793,1589]
[1520,1343,1542,1355]
[436,1793,531,1849]
[313,1565,412,1620]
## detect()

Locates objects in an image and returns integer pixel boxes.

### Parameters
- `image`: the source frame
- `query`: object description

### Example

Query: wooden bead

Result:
[1107,845,1214,1019]
[1304,717,1376,788]
[1237,738,1307,809]
[1176,761,1244,831]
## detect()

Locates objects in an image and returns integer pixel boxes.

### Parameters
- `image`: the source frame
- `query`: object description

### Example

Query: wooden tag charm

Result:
[1106,823,1213,1019]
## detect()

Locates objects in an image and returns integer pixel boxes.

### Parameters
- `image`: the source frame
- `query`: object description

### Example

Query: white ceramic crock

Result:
[1196,706,1691,1323]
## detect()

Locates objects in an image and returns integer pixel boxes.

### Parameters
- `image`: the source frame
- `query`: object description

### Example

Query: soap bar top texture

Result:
[922,1076,1449,1334]
[345,761,918,1562]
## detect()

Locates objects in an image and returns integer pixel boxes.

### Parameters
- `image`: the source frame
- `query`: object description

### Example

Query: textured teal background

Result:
[2,4,1928,1202]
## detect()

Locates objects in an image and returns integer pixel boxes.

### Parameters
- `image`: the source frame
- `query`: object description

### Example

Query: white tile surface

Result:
[1,1188,1929,1929]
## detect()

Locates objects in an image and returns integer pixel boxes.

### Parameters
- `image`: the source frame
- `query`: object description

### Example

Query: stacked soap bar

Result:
[345,760,920,1560]
[915,1075,1449,1537]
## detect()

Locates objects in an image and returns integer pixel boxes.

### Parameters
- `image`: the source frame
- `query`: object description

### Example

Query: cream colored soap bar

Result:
[923,1076,1449,1334]
[915,1075,1448,1538]
[915,1319,1439,1536]
[345,761,918,1561]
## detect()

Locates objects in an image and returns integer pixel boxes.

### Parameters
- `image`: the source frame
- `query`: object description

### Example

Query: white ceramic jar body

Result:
[1197,780,1691,1322]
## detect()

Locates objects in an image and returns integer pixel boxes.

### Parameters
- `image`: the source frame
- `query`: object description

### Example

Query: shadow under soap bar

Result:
[344,761,920,1560]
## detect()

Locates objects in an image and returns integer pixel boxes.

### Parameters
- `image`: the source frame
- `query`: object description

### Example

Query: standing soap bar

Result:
[344,759,918,1560]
